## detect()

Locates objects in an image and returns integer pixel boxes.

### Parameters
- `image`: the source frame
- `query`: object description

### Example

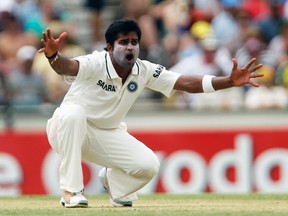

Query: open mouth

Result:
[126,53,134,61]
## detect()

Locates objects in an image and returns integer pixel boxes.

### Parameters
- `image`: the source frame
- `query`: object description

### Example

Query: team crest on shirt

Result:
[127,81,138,92]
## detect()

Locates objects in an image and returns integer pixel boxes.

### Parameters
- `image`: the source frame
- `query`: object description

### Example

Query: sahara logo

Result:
[153,64,165,78]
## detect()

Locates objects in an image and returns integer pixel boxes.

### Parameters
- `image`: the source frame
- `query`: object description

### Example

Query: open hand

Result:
[38,28,67,57]
[230,58,263,87]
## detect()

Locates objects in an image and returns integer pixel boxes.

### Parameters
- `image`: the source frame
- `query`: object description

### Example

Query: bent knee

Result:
[129,156,160,180]
[60,105,86,124]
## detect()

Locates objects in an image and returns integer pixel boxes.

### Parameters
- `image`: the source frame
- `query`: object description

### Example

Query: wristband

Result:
[46,52,58,60]
[202,75,216,93]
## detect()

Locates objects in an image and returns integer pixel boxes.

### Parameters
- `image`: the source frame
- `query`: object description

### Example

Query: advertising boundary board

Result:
[0,128,287,195]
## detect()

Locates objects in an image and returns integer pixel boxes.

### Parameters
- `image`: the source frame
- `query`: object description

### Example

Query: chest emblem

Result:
[127,81,138,92]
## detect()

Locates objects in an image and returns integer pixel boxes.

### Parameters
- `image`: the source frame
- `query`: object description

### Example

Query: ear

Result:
[106,43,113,53]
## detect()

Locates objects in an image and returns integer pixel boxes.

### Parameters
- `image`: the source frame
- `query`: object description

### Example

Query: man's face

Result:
[111,31,139,69]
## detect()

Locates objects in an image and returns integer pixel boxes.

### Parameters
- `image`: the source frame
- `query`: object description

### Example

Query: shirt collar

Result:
[105,53,140,79]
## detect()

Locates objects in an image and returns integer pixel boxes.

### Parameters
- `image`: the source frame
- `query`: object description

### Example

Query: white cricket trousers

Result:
[46,104,160,202]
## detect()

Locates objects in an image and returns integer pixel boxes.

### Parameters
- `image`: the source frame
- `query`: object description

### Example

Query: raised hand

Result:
[38,28,67,57]
[230,58,263,87]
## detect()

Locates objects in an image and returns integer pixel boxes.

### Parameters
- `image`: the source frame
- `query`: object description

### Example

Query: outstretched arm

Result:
[39,29,79,76]
[173,58,263,93]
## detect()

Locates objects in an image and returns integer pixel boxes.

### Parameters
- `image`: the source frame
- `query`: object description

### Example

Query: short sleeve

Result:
[64,51,101,83]
[146,63,181,97]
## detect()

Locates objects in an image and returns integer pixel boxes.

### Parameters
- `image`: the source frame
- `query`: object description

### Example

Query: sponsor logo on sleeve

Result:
[153,64,165,78]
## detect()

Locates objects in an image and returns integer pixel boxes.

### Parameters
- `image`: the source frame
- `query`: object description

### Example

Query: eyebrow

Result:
[118,37,138,41]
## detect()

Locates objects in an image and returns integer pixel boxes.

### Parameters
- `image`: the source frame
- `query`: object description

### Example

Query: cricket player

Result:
[40,19,263,208]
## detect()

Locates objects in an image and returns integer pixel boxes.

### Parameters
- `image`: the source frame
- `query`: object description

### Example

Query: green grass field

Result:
[0,194,287,216]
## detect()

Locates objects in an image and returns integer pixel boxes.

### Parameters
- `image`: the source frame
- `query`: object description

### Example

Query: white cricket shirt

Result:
[61,50,180,129]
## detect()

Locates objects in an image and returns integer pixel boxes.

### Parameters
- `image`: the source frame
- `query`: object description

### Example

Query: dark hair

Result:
[104,19,141,50]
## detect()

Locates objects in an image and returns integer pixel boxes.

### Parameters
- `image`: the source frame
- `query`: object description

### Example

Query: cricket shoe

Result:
[98,167,133,207]
[60,190,88,208]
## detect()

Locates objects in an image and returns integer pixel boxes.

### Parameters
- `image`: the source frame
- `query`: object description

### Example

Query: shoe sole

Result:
[110,199,133,207]
[60,199,88,208]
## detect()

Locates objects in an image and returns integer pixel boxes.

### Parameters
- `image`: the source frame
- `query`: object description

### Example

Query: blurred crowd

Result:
[1,0,288,115]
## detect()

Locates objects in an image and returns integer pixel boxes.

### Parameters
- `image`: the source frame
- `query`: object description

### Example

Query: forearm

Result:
[47,52,79,76]
[174,75,203,93]
[211,76,234,91]
[174,75,234,93]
